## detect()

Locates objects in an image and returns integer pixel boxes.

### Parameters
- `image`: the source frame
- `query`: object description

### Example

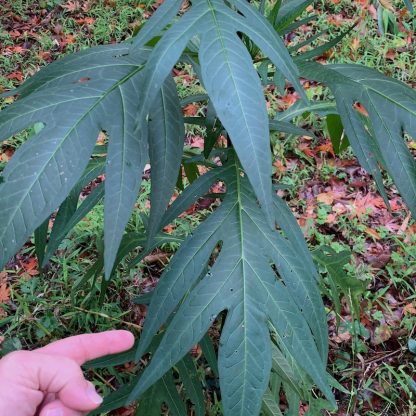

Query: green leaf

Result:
[1,43,137,98]
[135,382,165,416]
[274,0,313,32]
[262,389,284,416]
[313,246,365,323]
[89,380,139,415]
[43,158,105,266]
[294,22,357,61]
[153,373,187,416]
[281,14,316,35]
[200,333,219,377]
[270,343,303,397]
[84,340,139,369]
[183,161,199,184]
[403,0,413,12]
[275,100,337,121]
[132,0,184,49]
[326,114,350,154]
[176,355,205,416]
[147,76,184,244]
[128,233,183,269]
[34,219,49,270]
[0,44,148,271]
[134,0,305,224]
[409,338,416,355]
[46,183,104,263]
[267,0,283,26]
[131,155,332,416]
[103,75,148,279]
[269,120,315,138]
[300,62,416,217]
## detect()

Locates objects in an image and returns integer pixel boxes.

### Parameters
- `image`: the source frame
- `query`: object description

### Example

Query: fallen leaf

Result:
[163,224,174,234]
[317,192,335,205]
[385,48,397,60]
[365,227,381,240]
[6,72,23,81]
[273,159,286,174]
[351,38,361,51]
[183,103,199,116]
[316,140,335,157]
[76,17,96,25]
[372,324,392,345]
[62,0,81,11]
[0,284,10,303]
[20,257,38,272]
[298,142,315,158]
[403,303,416,315]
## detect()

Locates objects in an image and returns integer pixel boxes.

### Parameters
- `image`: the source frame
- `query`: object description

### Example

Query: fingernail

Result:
[46,410,64,416]
[87,382,103,404]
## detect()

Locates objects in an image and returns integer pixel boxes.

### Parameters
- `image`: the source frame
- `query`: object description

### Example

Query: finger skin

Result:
[0,351,100,413]
[36,330,135,364]
[39,400,84,416]
[0,330,134,416]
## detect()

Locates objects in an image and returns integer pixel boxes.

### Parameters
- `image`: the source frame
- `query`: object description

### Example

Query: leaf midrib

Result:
[234,162,250,415]
[205,0,269,220]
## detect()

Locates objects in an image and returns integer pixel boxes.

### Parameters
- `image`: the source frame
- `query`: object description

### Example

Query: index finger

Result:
[36,330,135,365]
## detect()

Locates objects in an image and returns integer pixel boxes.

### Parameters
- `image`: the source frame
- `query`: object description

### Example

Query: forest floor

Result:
[0,0,416,415]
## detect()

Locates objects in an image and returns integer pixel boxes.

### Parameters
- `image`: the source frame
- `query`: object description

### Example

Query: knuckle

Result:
[0,350,30,372]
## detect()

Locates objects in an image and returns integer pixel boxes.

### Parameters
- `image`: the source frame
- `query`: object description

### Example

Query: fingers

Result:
[39,399,84,416]
[0,351,102,412]
[36,330,135,365]
[37,355,103,411]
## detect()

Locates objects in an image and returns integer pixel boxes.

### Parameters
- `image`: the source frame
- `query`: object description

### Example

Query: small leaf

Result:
[408,338,416,355]
[326,114,350,154]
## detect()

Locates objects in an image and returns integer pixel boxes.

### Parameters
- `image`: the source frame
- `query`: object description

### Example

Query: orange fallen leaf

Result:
[273,159,286,174]
[365,227,381,240]
[9,30,21,38]
[62,0,81,11]
[372,324,392,345]
[298,143,315,158]
[163,224,174,234]
[385,48,397,60]
[183,103,199,116]
[325,213,337,224]
[316,140,335,157]
[0,284,10,303]
[7,72,23,81]
[351,37,361,51]
[403,303,416,315]
[76,17,96,25]
[21,257,38,272]
[65,34,77,44]
[317,192,335,205]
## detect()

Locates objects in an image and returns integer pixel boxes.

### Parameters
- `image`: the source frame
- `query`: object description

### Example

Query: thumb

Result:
[34,352,103,411]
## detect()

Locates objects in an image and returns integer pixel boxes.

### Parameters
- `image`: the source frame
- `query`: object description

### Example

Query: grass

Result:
[1,0,416,415]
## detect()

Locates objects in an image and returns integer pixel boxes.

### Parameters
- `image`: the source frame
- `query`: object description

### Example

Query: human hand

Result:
[0,330,135,416]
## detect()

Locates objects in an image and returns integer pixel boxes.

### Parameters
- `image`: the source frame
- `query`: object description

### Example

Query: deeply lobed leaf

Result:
[131,155,332,416]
